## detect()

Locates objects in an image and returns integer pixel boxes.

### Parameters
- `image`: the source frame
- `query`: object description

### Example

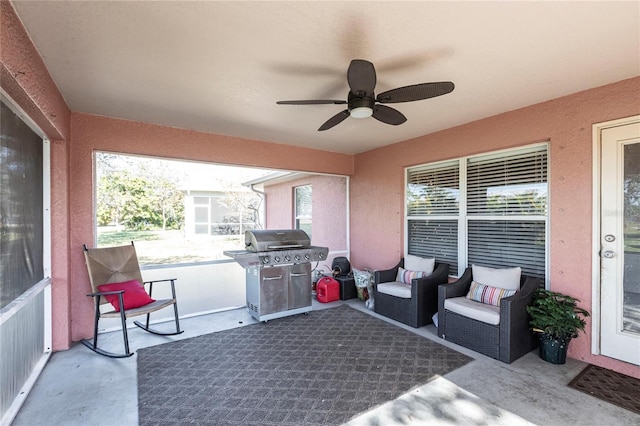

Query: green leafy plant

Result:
[526,289,590,340]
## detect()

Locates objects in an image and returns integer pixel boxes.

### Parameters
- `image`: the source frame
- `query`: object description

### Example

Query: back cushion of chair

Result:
[472,264,521,290]
[404,255,435,275]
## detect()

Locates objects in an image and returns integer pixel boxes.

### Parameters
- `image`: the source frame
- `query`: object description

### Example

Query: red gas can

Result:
[316,276,340,303]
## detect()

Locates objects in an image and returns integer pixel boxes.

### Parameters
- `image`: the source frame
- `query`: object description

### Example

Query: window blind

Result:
[408,219,458,274]
[467,220,546,278]
[407,160,459,216]
[467,146,547,216]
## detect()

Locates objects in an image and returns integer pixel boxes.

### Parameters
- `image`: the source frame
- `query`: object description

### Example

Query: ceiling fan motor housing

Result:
[348,92,375,118]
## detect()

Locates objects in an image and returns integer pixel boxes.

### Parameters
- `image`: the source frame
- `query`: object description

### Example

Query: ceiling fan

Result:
[276,59,454,131]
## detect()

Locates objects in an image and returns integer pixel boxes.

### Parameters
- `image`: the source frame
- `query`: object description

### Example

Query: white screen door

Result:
[600,121,640,365]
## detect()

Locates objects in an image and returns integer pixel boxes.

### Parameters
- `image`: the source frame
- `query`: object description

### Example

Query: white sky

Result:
[100,152,275,189]
[172,160,273,185]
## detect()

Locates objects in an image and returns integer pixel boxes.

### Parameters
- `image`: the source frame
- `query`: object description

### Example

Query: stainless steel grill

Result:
[224,229,328,321]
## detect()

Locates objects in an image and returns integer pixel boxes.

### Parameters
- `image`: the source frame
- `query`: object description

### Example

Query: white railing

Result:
[0,278,51,425]
[98,260,247,330]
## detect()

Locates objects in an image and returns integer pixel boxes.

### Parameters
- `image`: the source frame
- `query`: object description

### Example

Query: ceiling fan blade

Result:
[318,110,350,131]
[377,81,454,103]
[372,104,407,126]
[277,100,347,105]
[347,59,376,95]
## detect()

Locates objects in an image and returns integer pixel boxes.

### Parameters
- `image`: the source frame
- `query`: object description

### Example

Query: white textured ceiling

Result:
[11,1,640,154]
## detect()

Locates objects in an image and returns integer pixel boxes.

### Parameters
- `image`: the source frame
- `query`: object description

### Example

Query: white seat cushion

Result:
[472,264,521,291]
[444,297,501,325]
[377,281,412,299]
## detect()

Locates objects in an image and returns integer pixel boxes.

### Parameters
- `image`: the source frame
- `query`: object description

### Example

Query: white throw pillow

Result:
[404,255,435,275]
[471,264,521,291]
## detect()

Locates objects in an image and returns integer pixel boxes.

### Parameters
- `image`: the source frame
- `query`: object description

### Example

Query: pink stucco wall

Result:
[351,76,640,378]
[264,174,349,270]
[264,180,294,229]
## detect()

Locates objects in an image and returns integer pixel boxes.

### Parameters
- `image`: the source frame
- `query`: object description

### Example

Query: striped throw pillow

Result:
[466,281,517,306]
[396,267,426,284]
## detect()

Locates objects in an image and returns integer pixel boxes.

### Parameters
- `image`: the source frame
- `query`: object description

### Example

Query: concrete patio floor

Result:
[11,299,639,425]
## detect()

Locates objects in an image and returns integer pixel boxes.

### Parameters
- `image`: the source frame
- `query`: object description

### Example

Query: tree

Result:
[219,185,263,233]
[96,154,184,230]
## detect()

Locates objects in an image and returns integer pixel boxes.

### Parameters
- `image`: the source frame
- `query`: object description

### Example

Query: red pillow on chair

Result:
[97,280,155,312]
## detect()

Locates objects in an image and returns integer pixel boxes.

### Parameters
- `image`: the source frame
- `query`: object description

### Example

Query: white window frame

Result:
[405,142,549,282]
[405,159,461,273]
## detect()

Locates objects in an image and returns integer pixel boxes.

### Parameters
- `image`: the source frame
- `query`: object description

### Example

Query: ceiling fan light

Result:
[350,107,373,119]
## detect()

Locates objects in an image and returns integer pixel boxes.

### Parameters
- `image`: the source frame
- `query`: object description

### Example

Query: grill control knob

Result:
[284,255,291,262]
[318,252,325,259]
[261,256,270,264]
[304,254,310,260]
[274,256,281,263]
[294,254,301,261]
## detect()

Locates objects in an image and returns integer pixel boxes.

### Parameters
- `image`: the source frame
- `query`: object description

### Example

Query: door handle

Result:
[263,275,284,281]
[602,250,616,258]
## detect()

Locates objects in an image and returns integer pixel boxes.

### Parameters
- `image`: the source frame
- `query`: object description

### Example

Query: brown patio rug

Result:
[137,305,472,425]
[568,364,640,415]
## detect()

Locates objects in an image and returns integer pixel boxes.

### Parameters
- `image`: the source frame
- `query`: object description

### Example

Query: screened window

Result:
[295,185,312,238]
[95,153,270,265]
[0,100,46,309]
[406,144,548,279]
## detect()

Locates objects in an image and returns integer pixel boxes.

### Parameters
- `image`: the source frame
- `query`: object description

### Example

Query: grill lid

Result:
[245,229,311,252]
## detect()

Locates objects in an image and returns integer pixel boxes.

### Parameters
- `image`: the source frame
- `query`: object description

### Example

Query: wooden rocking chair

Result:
[81,242,183,358]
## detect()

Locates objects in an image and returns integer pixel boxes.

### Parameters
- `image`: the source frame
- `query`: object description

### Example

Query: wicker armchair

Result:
[437,267,542,363]
[373,258,449,328]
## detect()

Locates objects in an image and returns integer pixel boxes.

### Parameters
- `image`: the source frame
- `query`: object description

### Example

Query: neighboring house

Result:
[182,181,262,238]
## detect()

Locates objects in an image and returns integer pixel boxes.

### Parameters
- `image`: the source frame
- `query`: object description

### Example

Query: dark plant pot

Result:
[538,334,571,364]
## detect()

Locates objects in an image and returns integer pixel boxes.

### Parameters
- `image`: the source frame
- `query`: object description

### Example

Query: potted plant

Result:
[526,289,590,364]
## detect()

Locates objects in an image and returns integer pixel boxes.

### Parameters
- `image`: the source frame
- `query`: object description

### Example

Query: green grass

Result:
[97,229,162,246]
[96,227,244,265]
